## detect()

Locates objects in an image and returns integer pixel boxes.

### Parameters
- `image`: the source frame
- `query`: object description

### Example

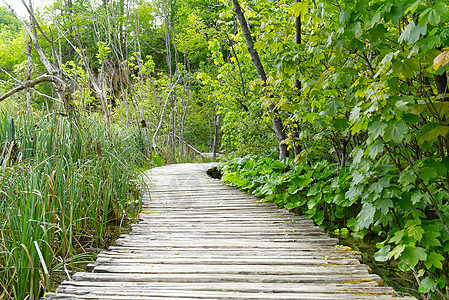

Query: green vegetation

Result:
[0,112,148,299]
[1,0,449,299]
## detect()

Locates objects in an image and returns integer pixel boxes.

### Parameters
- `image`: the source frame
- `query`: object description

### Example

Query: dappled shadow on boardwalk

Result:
[49,163,416,299]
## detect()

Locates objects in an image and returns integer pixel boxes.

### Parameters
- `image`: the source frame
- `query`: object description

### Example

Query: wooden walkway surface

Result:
[51,163,415,299]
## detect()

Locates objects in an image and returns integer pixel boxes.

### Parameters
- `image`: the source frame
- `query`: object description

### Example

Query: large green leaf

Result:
[368,177,390,194]
[367,140,384,159]
[418,167,438,182]
[356,203,376,229]
[392,58,419,78]
[419,7,440,26]
[374,245,391,262]
[418,125,449,145]
[401,246,427,268]
[326,99,344,116]
[424,252,444,269]
[368,120,387,141]
[384,120,408,143]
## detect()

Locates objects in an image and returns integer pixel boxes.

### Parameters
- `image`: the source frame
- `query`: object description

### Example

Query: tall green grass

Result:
[0,112,149,299]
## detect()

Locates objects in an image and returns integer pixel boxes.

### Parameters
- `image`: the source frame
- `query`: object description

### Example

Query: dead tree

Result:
[1,0,75,119]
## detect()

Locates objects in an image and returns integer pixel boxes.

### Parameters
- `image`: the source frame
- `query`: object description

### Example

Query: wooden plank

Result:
[93,257,362,266]
[57,281,392,293]
[71,271,382,284]
[91,264,371,275]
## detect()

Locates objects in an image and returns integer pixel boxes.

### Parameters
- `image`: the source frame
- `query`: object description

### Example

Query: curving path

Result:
[51,163,415,299]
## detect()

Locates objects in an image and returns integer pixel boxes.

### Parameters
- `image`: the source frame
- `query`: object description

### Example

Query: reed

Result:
[0,112,149,299]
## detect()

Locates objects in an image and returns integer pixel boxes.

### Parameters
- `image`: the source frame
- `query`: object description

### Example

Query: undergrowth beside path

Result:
[0,112,149,299]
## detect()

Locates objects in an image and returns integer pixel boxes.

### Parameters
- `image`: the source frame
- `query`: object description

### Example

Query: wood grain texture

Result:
[49,163,416,300]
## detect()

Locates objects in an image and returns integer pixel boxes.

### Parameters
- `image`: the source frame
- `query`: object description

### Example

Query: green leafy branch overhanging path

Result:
[49,163,415,299]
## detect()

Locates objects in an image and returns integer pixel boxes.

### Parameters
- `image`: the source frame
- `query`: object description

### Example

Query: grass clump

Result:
[0,112,149,299]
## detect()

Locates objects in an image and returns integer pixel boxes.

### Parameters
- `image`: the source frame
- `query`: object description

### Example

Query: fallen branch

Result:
[174,134,207,159]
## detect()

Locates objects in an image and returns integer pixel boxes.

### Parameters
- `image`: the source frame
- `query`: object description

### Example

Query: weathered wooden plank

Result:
[51,291,415,300]
[113,240,340,248]
[71,271,382,284]
[56,282,400,296]
[91,264,371,275]
[93,257,362,266]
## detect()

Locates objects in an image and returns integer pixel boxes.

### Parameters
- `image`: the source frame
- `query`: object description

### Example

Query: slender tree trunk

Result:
[231,0,288,160]
[435,72,448,100]
[213,107,222,159]
[292,0,302,156]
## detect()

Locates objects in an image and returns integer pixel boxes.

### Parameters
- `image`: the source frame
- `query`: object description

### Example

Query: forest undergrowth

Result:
[0,110,151,299]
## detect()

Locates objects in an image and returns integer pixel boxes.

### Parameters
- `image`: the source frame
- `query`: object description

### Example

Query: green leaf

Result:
[388,244,406,259]
[338,10,350,24]
[392,58,419,78]
[352,147,364,164]
[399,169,417,185]
[291,2,308,17]
[352,22,362,38]
[407,225,424,240]
[367,140,384,159]
[368,120,387,141]
[421,225,442,247]
[356,203,376,229]
[418,167,438,182]
[375,198,393,215]
[401,246,427,267]
[424,252,444,269]
[326,99,344,116]
[367,11,382,30]
[406,0,422,14]
[399,21,414,44]
[345,185,361,201]
[435,2,449,20]
[390,230,404,244]
[384,120,408,143]
[419,7,440,27]
[418,125,449,145]
[374,245,391,262]
[368,177,390,194]
[307,183,321,196]
[408,23,427,45]
[402,113,422,124]
[332,118,349,131]
[419,277,437,293]
[411,192,423,204]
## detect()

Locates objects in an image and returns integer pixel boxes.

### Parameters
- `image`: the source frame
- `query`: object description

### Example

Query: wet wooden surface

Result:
[51,163,415,299]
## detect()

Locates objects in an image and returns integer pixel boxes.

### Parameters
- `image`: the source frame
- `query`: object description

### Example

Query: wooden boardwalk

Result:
[51,163,415,299]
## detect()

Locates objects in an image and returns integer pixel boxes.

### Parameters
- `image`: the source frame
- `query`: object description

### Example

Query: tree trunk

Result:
[231,0,288,160]
[292,0,302,157]
[213,109,222,159]
[435,72,448,100]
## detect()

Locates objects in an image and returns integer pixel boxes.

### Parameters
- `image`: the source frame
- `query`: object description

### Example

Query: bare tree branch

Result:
[0,75,66,102]
[0,67,61,103]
